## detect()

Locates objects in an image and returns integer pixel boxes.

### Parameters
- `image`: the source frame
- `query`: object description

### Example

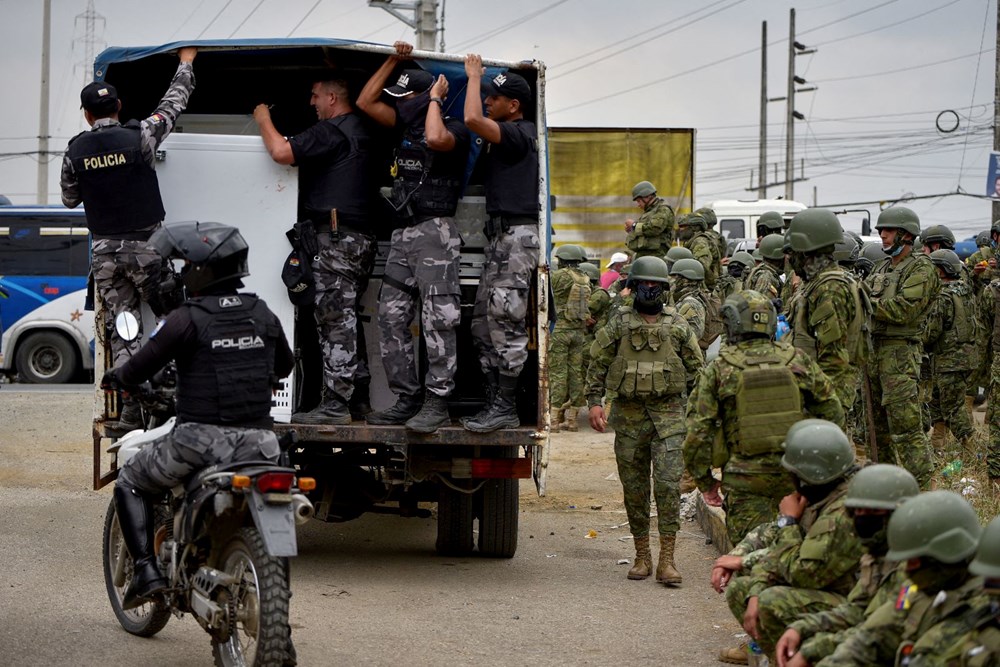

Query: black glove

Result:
[100,368,120,391]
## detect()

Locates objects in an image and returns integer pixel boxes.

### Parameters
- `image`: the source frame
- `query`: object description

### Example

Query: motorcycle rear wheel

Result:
[102,499,171,637]
[210,527,291,667]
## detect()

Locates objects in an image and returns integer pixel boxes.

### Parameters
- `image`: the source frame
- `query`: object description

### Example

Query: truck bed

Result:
[273,422,541,447]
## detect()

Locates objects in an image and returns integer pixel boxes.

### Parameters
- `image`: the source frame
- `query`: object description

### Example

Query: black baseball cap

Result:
[383,69,434,97]
[80,81,119,114]
[481,71,531,104]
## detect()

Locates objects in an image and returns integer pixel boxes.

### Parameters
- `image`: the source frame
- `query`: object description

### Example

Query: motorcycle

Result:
[101,312,314,667]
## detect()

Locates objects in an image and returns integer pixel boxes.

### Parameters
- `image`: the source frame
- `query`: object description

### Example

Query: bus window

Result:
[0,215,90,277]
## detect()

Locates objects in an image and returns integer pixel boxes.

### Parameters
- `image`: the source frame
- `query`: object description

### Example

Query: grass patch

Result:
[933,423,1000,523]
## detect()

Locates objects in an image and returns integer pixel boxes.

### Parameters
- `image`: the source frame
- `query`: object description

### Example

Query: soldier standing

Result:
[61,46,198,431]
[587,256,703,584]
[865,207,940,488]
[669,258,722,351]
[684,291,845,545]
[677,212,722,290]
[624,181,675,259]
[967,220,1000,295]
[745,234,786,300]
[715,250,755,303]
[549,245,591,432]
[982,278,1000,483]
[357,42,471,433]
[755,211,785,248]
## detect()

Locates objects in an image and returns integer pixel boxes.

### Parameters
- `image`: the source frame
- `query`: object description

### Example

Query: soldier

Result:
[624,181,675,259]
[967,220,1000,295]
[669,257,722,350]
[715,250,755,303]
[982,277,1000,482]
[357,42,471,433]
[677,212,722,290]
[549,245,591,432]
[865,207,940,488]
[923,249,979,454]
[854,241,884,280]
[832,232,861,271]
[745,234,786,300]
[815,491,983,666]
[774,464,918,667]
[695,206,730,264]
[462,55,540,433]
[684,292,845,545]
[664,245,694,273]
[784,208,869,438]
[713,420,864,663]
[755,211,785,248]
[61,46,198,432]
[254,76,377,425]
[579,262,612,387]
[587,256,703,584]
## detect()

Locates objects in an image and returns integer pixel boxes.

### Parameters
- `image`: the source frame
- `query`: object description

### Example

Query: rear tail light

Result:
[256,472,295,493]
[469,458,531,479]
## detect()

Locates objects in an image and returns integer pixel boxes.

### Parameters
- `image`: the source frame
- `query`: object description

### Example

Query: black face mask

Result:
[793,477,840,506]
[789,252,808,279]
[907,560,970,593]
[728,262,746,279]
[853,514,890,552]
[396,89,431,128]
[634,283,665,314]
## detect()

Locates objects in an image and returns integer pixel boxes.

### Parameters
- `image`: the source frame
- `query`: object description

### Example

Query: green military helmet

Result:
[730,250,756,269]
[992,219,1000,235]
[759,233,786,261]
[920,224,956,249]
[678,213,708,231]
[670,257,705,281]
[875,206,920,237]
[861,241,886,264]
[721,289,776,339]
[886,491,981,564]
[628,255,671,283]
[780,419,854,485]
[912,236,924,253]
[969,516,1000,578]
[978,230,992,247]
[554,244,587,262]
[756,211,784,236]
[786,208,844,253]
[631,181,657,199]
[751,248,762,261]
[695,206,718,228]
[578,261,601,284]
[929,249,963,278]
[844,464,919,511]
[620,262,631,277]
[833,233,860,265]
[664,245,694,271]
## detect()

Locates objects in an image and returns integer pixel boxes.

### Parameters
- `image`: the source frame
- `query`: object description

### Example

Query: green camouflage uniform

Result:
[625,197,675,259]
[683,338,845,544]
[817,576,984,666]
[683,231,721,290]
[674,290,706,341]
[908,596,1000,667]
[550,266,591,412]
[582,286,612,380]
[587,306,703,540]
[984,281,1000,478]
[866,251,940,488]
[723,477,865,654]
[967,246,997,296]
[746,261,784,300]
[714,273,744,304]
[781,257,798,311]
[923,279,979,443]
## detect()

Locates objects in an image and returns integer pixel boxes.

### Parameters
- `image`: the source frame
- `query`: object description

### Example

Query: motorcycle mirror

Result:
[114,311,141,342]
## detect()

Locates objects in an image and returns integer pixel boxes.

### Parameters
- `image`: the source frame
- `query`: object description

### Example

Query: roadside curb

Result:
[695,491,732,555]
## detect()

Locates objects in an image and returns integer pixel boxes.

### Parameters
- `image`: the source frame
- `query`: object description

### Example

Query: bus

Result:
[0,205,94,383]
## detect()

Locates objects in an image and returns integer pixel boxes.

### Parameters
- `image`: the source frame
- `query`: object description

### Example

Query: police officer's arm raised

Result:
[356,41,412,128]
[253,104,293,165]
[424,75,456,152]
[462,54,502,145]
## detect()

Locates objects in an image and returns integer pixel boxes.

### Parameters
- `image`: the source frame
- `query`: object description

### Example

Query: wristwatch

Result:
[776,515,798,529]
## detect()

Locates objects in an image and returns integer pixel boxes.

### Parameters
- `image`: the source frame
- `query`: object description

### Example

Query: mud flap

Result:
[248,491,298,557]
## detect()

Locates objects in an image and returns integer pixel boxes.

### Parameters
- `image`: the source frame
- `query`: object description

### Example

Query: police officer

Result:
[254,77,377,425]
[625,181,675,258]
[462,55,540,433]
[746,234,786,300]
[357,41,471,433]
[677,212,722,289]
[549,245,592,432]
[587,256,703,584]
[61,46,198,431]
[103,222,294,613]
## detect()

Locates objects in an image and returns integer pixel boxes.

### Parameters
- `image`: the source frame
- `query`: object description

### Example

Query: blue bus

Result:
[0,206,94,383]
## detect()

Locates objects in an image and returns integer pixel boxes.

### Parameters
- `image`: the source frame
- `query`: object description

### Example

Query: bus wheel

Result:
[15,332,77,384]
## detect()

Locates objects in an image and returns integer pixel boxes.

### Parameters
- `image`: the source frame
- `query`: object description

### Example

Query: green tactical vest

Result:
[719,343,803,457]
[557,268,591,324]
[938,282,977,349]
[626,198,674,256]
[894,578,984,667]
[868,254,925,339]
[696,289,724,351]
[603,310,687,399]
[791,269,870,366]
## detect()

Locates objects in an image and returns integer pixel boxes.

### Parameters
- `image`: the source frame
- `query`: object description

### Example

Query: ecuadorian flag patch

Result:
[896,584,918,610]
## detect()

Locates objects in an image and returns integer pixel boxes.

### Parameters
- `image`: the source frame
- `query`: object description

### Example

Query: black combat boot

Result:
[113,484,167,610]
[405,394,451,433]
[460,369,499,427]
[464,374,520,432]
[348,378,373,420]
[366,393,423,425]
[293,396,351,425]
[115,398,143,433]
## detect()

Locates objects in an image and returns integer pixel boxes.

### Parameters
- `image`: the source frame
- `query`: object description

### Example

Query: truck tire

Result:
[436,483,474,556]
[477,478,519,558]
[15,331,77,384]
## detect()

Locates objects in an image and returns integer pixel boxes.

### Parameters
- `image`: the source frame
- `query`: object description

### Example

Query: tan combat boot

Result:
[627,536,652,580]
[930,421,947,453]
[561,405,579,432]
[656,534,682,585]
[718,643,749,665]
[550,407,564,433]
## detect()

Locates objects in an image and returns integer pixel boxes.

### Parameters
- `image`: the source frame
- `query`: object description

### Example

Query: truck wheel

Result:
[15,331,77,384]
[436,484,474,556]
[477,478,519,558]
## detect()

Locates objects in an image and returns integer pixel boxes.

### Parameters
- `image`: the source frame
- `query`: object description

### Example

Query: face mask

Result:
[634,283,664,314]
[789,252,807,278]
[677,226,694,242]
[728,263,745,279]
[396,89,431,128]
[907,561,969,593]
[794,477,839,506]
[853,514,889,552]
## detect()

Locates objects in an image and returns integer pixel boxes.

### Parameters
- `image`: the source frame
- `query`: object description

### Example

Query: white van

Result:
[704,199,808,241]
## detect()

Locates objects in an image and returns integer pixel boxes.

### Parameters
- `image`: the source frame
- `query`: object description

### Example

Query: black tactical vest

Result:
[66,122,165,236]
[299,113,371,222]
[391,125,462,218]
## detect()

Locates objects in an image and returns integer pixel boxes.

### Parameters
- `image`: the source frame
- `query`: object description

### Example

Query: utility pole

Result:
[994,0,1000,222]
[368,0,440,51]
[75,0,106,89]
[784,8,816,200]
[758,20,767,199]
[37,0,51,205]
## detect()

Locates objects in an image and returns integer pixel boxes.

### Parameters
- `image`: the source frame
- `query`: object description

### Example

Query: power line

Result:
[228,0,267,38]
[954,0,993,187]
[196,0,235,39]
[450,0,573,51]
[287,0,323,38]
[810,49,993,84]
[169,1,207,41]
[807,0,962,47]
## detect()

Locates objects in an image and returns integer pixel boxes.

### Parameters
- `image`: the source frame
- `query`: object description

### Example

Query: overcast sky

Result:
[1,0,996,238]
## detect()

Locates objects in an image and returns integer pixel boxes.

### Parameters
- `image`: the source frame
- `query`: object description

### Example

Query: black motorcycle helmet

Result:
[150,221,250,293]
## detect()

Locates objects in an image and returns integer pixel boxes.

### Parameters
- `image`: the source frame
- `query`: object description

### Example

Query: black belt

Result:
[309,219,371,237]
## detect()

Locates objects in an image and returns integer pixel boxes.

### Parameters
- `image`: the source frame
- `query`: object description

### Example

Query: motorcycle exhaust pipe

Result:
[291,493,314,525]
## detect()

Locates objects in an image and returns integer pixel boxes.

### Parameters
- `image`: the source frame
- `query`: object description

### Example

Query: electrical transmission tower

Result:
[74,0,106,86]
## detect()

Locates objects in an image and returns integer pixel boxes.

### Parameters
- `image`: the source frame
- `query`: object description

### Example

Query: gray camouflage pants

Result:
[91,237,162,367]
[378,217,461,398]
[312,230,376,402]
[117,421,280,495]
[471,225,539,378]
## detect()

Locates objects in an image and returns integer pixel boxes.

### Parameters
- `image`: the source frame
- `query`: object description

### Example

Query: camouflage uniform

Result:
[582,285,613,378]
[673,290,706,341]
[866,252,940,487]
[984,281,1000,478]
[673,282,722,351]
[723,477,865,653]
[549,265,591,413]
[378,217,462,399]
[714,273,744,304]
[684,338,845,544]
[683,231,721,289]
[587,305,703,541]
[908,595,999,667]
[746,261,784,300]
[967,245,997,296]
[625,197,675,259]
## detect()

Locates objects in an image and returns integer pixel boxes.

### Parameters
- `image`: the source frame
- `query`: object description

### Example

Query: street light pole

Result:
[38,0,51,204]
[368,0,439,51]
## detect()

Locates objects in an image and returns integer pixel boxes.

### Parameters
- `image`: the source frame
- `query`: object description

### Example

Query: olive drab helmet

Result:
[969,516,1000,578]
[678,213,708,231]
[627,255,671,283]
[861,242,886,264]
[978,230,992,247]
[886,491,981,563]
[992,219,1000,236]
[579,261,600,284]
[833,233,861,265]
[929,249,963,279]
[780,419,855,485]
[150,221,250,293]
[786,208,845,253]
[631,181,657,199]
[554,244,587,264]
[920,224,956,249]
[669,257,705,281]
[756,210,785,236]
[875,206,921,237]
[695,207,718,228]
[759,233,786,261]
[721,289,776,339]
[844,464,919,510]
[730,251,756,269]
[664,245,694,271]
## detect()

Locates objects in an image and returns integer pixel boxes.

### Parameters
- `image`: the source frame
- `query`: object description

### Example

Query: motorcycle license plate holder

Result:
[248,490,298,557]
